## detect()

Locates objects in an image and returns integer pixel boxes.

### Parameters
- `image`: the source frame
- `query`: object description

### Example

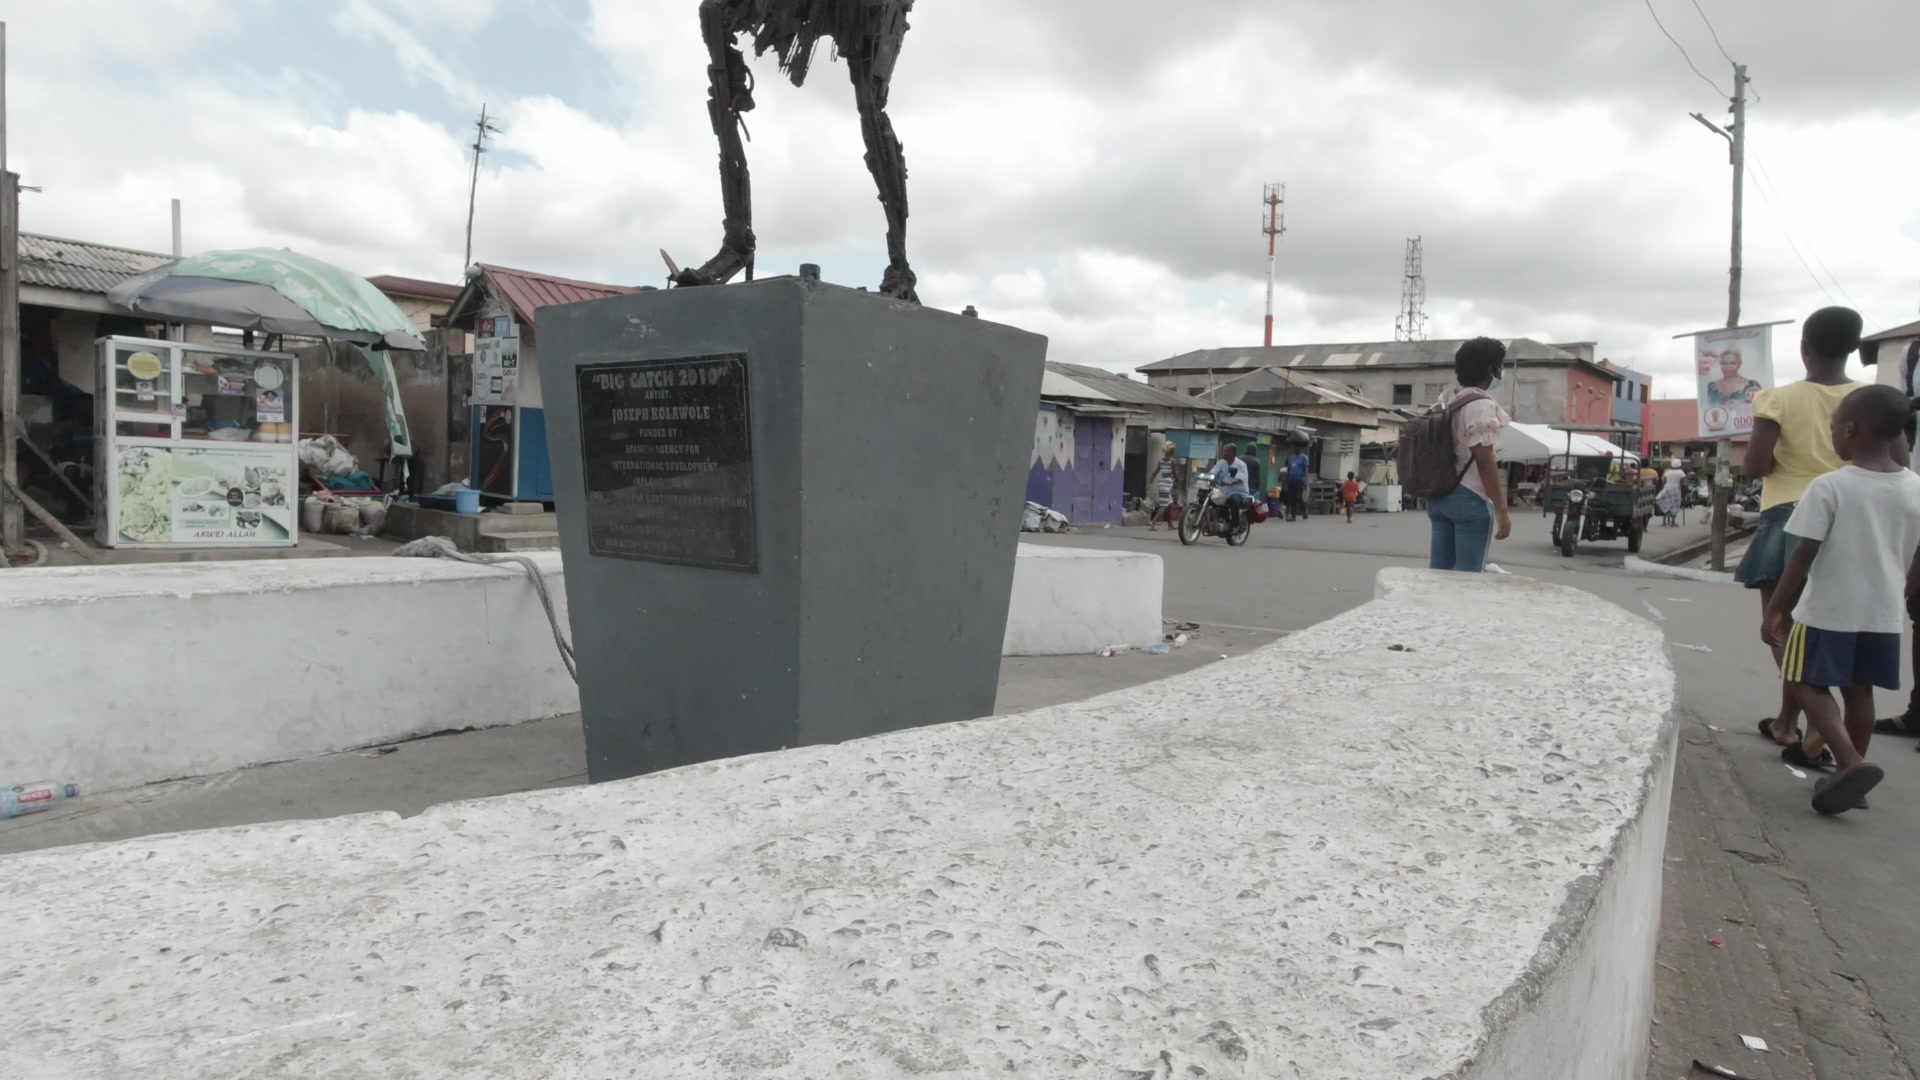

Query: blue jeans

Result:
[1427,487,1493,572]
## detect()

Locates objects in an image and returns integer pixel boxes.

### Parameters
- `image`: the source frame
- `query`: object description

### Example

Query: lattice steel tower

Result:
[1395,237,1427,342]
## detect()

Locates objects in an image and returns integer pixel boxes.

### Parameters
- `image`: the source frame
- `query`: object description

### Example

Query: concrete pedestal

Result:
[538,278,1046,781]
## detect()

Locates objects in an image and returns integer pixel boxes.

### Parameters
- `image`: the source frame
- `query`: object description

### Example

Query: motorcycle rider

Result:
[1210,442,1252,535]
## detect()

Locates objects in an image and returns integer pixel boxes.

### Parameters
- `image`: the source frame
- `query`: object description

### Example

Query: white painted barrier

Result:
[1,556,579,796]
[1,569,1675,1079]
[1002,544,1162,655]
[1,544,1160,793]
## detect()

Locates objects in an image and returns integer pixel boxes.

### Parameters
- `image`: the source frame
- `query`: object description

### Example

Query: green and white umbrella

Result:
[108,248,422,470]
[108,248,427,351]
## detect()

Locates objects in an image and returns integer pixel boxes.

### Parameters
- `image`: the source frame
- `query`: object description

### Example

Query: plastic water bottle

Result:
[1,782,79,818]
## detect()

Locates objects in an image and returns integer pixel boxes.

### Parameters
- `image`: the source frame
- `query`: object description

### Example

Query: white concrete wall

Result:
[0,568,1675,1079]
[0,544,1159,792]
[0,556,579,795]
[1002,544,1161,655]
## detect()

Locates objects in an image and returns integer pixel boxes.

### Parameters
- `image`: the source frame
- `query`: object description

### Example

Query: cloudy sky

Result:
[10,0,1919,391]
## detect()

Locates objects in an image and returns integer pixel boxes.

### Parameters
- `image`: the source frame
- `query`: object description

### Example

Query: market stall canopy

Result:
[109,249,422,482]
[1500,423,1639,463]
[106,248,427,351]
[1498,422,1561,462]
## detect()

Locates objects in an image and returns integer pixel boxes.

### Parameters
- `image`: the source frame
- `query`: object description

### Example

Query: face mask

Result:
[1489,375,1505,392]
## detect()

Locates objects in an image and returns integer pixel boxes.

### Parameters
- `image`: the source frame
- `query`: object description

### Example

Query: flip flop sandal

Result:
[1812,764,1885,816]
[1781,743,1835,770]
[1756,717,1798,744]
[1874,717,1920,736]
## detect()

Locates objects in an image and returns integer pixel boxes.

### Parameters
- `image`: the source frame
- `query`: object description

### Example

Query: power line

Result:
[1748,177,1837,307]
[1685,0,1761,102]
[1687,0,1736,65]
[1744,141,1883,328]
[1642,0,1727,97]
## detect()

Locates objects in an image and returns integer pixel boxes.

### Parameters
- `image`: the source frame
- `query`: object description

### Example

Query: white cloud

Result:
[8,0,1919,395]
[333,0,484,106]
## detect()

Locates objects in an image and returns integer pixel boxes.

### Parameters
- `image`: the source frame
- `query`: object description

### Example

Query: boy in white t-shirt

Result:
[1763,385,1920,814]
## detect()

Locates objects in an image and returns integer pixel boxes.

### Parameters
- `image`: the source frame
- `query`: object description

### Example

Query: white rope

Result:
[393,535,577,681]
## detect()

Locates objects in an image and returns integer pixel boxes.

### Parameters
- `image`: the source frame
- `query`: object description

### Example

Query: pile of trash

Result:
[1021,501,1071,533]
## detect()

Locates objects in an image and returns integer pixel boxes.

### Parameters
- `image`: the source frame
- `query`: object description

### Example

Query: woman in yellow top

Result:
[1743,308,1887,757]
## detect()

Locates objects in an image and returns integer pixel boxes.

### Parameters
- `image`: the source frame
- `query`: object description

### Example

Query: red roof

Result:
[472,263,642,327]
[368,274,462,302]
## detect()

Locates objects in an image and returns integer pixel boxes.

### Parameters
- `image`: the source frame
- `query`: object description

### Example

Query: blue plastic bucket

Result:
[454,488,481,515]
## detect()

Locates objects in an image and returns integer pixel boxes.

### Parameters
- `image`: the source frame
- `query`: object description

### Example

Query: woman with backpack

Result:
[1401,337,1513,571]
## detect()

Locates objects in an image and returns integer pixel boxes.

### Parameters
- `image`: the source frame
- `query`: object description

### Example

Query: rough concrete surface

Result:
[1020,517,1920,1077]
[2,569,1673,1079]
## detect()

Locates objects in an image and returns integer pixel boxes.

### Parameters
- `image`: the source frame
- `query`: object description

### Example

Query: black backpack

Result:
[1398,390,1488,499]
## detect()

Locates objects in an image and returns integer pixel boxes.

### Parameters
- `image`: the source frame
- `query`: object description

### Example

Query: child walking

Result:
[1341,472,1361,523]
[1746,307,1865,753]
[1762,385,1920,815]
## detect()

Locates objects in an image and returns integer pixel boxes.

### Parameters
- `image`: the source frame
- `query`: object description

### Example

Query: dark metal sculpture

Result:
[666,0,918,302]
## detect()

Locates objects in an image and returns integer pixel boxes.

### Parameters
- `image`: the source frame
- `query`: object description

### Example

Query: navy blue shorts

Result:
[1780,624,1902,690]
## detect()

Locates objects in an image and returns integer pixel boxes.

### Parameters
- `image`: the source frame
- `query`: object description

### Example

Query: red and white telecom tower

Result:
[1261,183,1285,346]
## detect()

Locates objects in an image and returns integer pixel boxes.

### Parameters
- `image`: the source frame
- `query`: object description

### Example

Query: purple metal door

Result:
[1091,418,1121,523]
[1067,417,1096,522]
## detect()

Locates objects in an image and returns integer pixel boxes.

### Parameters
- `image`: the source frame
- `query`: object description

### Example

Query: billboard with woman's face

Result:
[1692,325,1773,438]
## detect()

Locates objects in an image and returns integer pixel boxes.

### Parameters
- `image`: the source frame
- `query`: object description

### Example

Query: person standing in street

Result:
[1285,445,1310,521]
[1657,462,1686,526]
[1245,450,1265,518]
[1342,472,1361,523]
[1150,440,1179,531]
[1744,307,1870,754]
[1425,337,1514,571]
[1762,385,1920,812]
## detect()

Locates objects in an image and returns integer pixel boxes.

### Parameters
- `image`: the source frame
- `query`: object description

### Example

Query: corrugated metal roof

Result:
[20,232,172,294]
[1138,338,1587,374]
[1040,369,1116,401]
[1205,367,1383,411]
[1043,360,1219,411]
[471,263,642,327]
[367,274,462,302]
[1864,318,1920,344]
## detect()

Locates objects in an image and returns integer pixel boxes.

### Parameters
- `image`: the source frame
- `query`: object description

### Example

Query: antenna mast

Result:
[463,104,502,274]
[1262,183,1285,346]
[1395,237,1427,342]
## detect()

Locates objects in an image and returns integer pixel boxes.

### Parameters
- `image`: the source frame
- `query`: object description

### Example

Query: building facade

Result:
[1031,361,1222,523]
[1139,338,1623,429]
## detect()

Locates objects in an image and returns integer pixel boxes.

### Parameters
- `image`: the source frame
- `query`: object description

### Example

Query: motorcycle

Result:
[1178,474,1251,547]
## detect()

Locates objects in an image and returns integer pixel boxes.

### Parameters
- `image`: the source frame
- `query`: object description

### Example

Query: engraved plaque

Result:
[574,354,756,572]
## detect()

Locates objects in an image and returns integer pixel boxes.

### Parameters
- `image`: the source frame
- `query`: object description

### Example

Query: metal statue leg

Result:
[675,0,757,288]
[848,53,917,302]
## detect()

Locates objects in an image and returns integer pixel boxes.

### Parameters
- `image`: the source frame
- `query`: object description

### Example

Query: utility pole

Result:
[1699,63,1746,572]
[1261,183,1284,347]
[1395,237,1427,342]
[463,104,501,274]
[1,21,20,558]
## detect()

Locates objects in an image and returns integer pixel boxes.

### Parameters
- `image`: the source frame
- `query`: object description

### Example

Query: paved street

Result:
[4,510,1913,1078]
